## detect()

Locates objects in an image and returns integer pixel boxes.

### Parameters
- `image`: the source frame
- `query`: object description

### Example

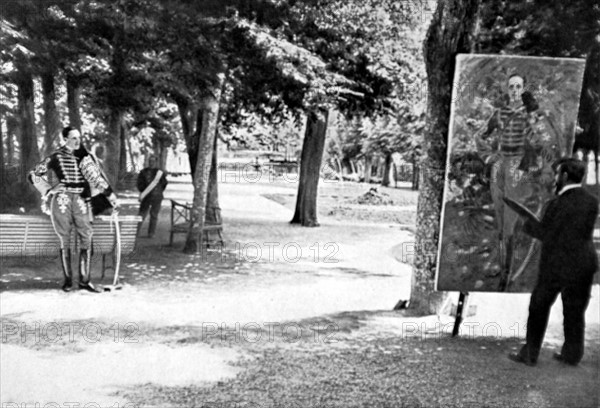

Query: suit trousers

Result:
[519,277,593,364]
[139,194,163,237]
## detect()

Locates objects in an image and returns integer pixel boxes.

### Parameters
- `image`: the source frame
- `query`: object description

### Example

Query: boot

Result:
[59,249,73,292]
[78,249,101,293]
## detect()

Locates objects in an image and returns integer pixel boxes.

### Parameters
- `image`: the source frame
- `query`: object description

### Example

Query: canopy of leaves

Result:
[478,0,600,57]
[2,0,432,169]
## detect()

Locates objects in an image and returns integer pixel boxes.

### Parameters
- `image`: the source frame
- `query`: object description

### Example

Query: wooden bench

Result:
[267,159,299,176]
[0,213,141,281]
[169,200,223,247]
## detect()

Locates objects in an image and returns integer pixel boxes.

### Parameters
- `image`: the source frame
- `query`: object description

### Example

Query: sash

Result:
[139,170,164,202]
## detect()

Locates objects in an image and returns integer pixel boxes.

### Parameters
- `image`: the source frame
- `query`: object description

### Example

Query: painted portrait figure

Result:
[437,54,586,292]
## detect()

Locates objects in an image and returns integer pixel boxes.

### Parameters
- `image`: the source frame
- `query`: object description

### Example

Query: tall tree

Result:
[41,69,61,156]
[206,134,220,224]
[0,20,21,178]
[0,113,4,200]
[276,0,417,226]
[66,74,83,131]
[408,0,600,312]
[5,116,18,167]
[575,44,600,186]
[185,75,225,252]
[104,109,123,186]
[410,0,481,314]
[173,95,200,173]
[14,62,39,184]
[291,109,329,226]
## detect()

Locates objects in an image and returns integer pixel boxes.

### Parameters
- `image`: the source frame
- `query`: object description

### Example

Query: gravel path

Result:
[2,174,598,408]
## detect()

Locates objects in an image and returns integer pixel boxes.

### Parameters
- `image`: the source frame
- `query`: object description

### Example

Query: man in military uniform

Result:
[29,126,116,292]
[480,74,549,290]
[137,155,168,238]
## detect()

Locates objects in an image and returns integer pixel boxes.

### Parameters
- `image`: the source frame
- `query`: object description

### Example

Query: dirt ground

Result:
[1,172,599,408]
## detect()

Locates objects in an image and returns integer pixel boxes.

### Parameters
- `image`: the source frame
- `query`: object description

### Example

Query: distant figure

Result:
[253,156,261,172]
[137,156,168,238]
[508,158,598,367]
[29,126,116,292]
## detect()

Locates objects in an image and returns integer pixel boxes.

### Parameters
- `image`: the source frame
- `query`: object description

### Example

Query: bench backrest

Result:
[170,200,222,225]
[0,214,141,258]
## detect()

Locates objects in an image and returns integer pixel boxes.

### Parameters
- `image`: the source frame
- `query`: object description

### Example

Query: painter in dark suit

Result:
[508,158,598,366]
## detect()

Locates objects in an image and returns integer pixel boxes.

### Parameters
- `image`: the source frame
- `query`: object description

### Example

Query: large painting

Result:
[436,54,586,292]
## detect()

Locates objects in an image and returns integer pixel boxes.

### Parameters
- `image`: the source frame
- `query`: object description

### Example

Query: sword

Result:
[104,211,122,292]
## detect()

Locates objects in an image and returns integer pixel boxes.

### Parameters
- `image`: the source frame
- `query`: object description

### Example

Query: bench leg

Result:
[203,230,209,248]
[101,254,106,281]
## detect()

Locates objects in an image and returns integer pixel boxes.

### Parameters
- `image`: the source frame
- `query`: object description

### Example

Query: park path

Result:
[1,173,598,407]
[0,175,414,407]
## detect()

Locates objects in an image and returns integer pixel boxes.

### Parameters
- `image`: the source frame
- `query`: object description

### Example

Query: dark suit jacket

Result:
[137,168,168,199]
[524,187,599,284]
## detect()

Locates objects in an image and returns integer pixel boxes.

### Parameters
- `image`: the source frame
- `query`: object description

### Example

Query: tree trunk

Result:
[408,0,481,315]
[126,132,137,172]
[119,122,128,182]
[188,109,203,175]
[6,117,17,167]
[0,114,5,203]
[334,157,343,181]
[334,157,343,175]
[66,74,82,131]
[382,152,393,187]
[206,134,220,224]
[412,157,419,191]
[175,96,200,174]
[41,70,61,157]
[184,75,224,253]
[105,109,123,187]
[16,66,40,185]
[575,43,600,184]
[356,160,364,179]
[291,109,328,227]
[159,141,169,171]
[364,155,372,184]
